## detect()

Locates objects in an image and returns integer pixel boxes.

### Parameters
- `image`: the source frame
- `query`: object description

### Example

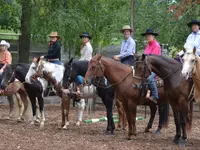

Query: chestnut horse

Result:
[85,55,169,136]
[85,55,193,146]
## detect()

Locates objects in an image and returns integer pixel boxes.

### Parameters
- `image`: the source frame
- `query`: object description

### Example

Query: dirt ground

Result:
[0,101,200,150]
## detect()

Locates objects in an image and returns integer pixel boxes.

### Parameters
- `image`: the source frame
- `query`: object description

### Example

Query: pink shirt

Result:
[144,40,161,55]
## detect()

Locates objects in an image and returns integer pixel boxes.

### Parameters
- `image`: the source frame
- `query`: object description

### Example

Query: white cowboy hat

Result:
[49,32,60,39]
[0,40,10,48]
[120,25,134,33]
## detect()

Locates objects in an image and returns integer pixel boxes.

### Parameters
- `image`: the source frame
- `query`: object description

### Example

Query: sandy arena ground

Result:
[0,97,200,150]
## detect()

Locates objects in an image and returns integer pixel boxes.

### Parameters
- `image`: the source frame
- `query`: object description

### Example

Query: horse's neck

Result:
[102,58,131,84]
[43,63,64,83]
[38,78,48,91]
[149,56,181,80]
[193,57,200,87]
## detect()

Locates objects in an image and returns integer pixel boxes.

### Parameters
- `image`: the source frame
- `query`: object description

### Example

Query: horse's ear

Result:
[141,54,146,61]
[193,47,196,55]
[68,57,73,65]
[183,48,186,53]
[97,55,102,61]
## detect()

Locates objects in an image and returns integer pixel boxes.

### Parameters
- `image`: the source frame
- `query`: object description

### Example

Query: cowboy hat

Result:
[49,32,60,39]
[120,25,134,33]
[187,20,200,27]
[141,29,159,36]
[79,32,92,39]
[0,40,10,48]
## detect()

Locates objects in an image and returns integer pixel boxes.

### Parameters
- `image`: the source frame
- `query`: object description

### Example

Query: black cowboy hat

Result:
[141,29,159,36]
[187,20,200,27]
[79,32,92,39]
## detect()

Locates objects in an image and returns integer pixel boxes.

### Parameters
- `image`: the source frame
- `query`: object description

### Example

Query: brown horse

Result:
[85,55,193,146]
[135,54,194,146]
[85,55,169,137]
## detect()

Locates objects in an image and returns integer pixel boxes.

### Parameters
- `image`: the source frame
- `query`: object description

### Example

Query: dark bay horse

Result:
[135,54,194,146]
[1,64,46,127]
[68,58,169,135]
[85,55,192,146]
[62,59,115,134]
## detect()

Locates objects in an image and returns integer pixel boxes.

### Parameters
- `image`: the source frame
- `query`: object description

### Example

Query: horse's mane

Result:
[148,55,181,66]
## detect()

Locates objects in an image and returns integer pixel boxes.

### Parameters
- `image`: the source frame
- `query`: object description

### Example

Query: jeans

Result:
[147,72,159,99]
[0,64,4,88]
[49,60,62,65]
[121,55,135,66]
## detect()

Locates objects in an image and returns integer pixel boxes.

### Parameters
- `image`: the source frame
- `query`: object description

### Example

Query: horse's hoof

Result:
[75,121,81,126]
[178,138,186,147]
[144,128,150,133]
[40,123,44,128]
[154,129,161,135]
[172,136,180,145]
[105,130,110,135]
[30,121,34,125]
[116,127,121,131]
[110,130,115,135]
[127,137,131,140]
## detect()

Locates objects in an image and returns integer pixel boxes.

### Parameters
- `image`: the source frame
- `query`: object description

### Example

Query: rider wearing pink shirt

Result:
[142,29,161,104]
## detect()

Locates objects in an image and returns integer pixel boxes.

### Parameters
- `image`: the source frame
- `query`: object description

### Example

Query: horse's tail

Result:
[161,103,169,128]
[186,100,193,133]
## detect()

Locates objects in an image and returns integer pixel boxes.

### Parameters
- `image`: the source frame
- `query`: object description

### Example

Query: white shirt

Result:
[178,30,200,56]
[79,42,93,61]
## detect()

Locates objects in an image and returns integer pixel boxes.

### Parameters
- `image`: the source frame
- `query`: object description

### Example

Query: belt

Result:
[48,58,59,61]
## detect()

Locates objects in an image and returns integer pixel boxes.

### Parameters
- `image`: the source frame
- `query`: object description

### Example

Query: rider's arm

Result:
[1,51,12,71]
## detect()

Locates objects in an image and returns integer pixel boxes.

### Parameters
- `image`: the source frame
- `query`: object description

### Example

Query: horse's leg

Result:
[171,105,181,144]
[37,95,45,128]
[115,98,124,130]
[62,95,70,130]
[15,93,23,122]
[19,91,29,121]
[179,101,189,147]
[144,101,157,133]
[76,99,85,126]
[28,94,37,125]
[7,95,15,119]
[129,101,137,137]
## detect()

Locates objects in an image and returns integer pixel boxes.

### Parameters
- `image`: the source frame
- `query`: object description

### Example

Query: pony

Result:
[2,64,47,127]
[85,55,193,146]
[25,59,74,129]
[62,58,116,134]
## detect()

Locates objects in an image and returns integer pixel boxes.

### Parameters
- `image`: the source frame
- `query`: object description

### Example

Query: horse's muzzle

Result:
[85,78,92,85]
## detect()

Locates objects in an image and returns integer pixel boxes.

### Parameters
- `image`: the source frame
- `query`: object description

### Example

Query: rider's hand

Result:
[0,69,3,74]
[40,56,44,59]
[114,55,120,61]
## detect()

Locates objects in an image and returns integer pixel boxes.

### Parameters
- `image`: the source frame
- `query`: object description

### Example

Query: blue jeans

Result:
[121,55,135,66]
[49,60,62,65]
[147,72,159,99]
[0,64,4,88]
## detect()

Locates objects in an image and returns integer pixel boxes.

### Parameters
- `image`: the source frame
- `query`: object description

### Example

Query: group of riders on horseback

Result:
[0,19,200,105]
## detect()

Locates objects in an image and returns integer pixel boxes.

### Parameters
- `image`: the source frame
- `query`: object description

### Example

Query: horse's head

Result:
[25,57,40,84]
[85,55,104,84]
[181,44,198,80]
[134,54,152,79]
[62,58,76,88]
[1,64,15,89]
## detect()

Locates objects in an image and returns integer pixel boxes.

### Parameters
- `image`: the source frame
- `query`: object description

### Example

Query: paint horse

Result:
[2,64,47,127]
[181,44,200,110]
[85,55,193,146]
[25,58,90,129]
[62,58,116,134]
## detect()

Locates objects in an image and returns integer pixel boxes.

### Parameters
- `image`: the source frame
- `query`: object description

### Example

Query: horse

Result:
[85,55,193,146]
[135,54,194,146]
[2,64,47,127]
[62,58,116,134]
[181,46,200,109]
[25,59,73,129]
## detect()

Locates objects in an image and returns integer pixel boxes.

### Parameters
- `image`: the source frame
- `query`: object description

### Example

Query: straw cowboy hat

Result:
[79,32,92,39]
[141,29,159,36]
[0,40,10,48]
[187,20,200,27]
[120,25,134,33]
[49,32,60,39]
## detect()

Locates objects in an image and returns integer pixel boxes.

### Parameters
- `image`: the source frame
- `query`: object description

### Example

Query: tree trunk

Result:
[18,0,32,63]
